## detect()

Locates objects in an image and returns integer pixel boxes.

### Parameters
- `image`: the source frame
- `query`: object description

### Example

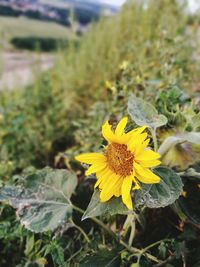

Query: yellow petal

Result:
[102,120,116,143]
[75,153,106,165]
[100,173,121,202]
[113,177,123,197]
[95,167,117,189]
[128,132,148,153]
[85,163,107,176]
[121,175,133,210]
[95,167,111,188]
[114,187,121,197]
[134,162,160,184]
[136,150,160,161]
[126,125,147,138]
[135,138,150,155]
[99,173,120,202]
[138,159,161,168]
[122,126,146,145]
[115,117,128,137]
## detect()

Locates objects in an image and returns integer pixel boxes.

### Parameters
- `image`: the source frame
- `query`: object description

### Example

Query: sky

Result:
[99,0,200,11]
[99,0,126,6]
[188,0,199,12]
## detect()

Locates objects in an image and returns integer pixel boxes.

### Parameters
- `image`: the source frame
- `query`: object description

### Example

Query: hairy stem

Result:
[150,128,158,151]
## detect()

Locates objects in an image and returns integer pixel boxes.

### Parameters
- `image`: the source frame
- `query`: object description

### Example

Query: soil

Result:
[0,51,54,90]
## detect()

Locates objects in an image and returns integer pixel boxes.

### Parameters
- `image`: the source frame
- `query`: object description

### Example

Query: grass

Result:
[0,16,74,41]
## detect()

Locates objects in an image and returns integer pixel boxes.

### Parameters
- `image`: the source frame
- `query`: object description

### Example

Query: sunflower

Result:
[75,117,161,210]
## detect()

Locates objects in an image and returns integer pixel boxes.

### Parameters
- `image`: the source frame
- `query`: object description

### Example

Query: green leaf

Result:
[135,166,183,208]
[82,190,129,220]
[25,234,35,256]
[45,242,65,267]
[0,186,72,233]
[0,168,77,233]
[128,94,167,129]
[19,166,77,200]
[80,249,121,267]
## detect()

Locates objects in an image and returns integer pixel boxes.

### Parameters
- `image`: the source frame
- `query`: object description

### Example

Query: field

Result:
[0,16,73,40]
[0,16,75,89]
[0,1,200,267]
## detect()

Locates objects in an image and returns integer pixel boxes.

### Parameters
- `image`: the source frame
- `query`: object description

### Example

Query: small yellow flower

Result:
[119,60,129,70]
[105,80,117,95]
[75,117,161,210]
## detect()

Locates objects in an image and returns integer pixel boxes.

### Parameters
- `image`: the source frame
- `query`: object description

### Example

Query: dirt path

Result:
[0,52,54,90]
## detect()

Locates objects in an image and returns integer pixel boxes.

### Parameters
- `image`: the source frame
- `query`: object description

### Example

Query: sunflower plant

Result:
[75,95,183,221]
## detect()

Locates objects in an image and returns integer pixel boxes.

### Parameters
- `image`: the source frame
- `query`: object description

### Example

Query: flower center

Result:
[106,143,134,177]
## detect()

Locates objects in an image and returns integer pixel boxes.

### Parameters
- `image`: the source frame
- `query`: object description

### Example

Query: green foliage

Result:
[135,166,183,208]
[82,190,129,220]
[0,168,77,232]
[44,241,65,267]
[11,37,69,52]
[0,74,75,171]
[128,94,168,130]
[0,16,73,41]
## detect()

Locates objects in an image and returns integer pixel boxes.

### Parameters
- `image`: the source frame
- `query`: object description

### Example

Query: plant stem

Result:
[142,239,171,253]
[150,128,158,151]
[119,239,160,263]
[72,204,161,263]
[66,248,83,263]
[121,214,136,248]
[137,239,171,265]
[72,204,117,239]
[154,254,175,267]
[72,221,90,243]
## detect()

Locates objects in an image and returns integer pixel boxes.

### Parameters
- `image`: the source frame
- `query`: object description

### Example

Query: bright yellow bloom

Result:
[75,117,161,210]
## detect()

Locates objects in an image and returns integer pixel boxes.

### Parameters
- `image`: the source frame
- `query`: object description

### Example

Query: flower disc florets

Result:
[106,143,134,177]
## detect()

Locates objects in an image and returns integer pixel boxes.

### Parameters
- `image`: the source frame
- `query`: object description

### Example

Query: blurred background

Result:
[0,0,124,90]
[1,1,200,267]
[0,0,199,90]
